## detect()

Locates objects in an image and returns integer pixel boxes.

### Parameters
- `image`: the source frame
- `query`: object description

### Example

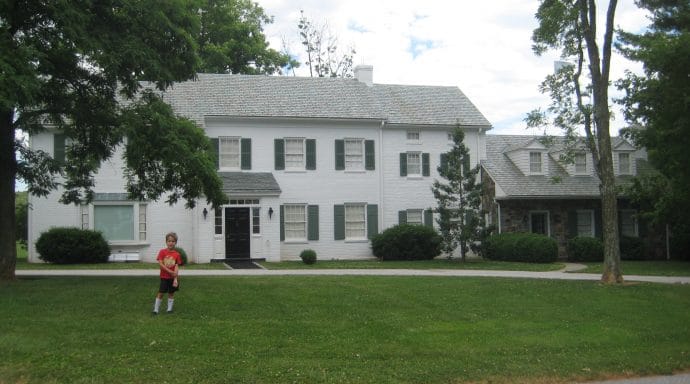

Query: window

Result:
[214,207,223,235]
[345,203,366,239]
[620,210,638,237]
[252,207,261,234]
[80,204,89,230]
[406,152,422,176]
[344,139,364,170]
[406,209,423,225]
[138,204,147,241]
[447,132,454,142]
[529,152,543,173]
[95,205,135,241]
[575,153,587,174]
[284,204,307,241]
[619,153,631,174]
[285,138,305,169]
[576,210,594,237]
[219,137,240,169]
[406,129,420,141]
[529,211,549,236]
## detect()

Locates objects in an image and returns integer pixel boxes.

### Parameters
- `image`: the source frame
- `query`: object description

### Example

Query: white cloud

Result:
[257,0,650,136]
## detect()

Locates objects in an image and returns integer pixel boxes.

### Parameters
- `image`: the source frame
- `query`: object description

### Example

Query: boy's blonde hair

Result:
[165,232,178,243]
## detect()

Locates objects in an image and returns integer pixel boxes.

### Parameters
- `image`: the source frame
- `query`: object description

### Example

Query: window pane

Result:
[345,139,363,170]
[138,204,147,241]
[220,137,240,168]
[214,207,223,235]
[284,205,306,240]
[407,152,421,175]
[285,138,304,169]
[620,210,637,237]
[619,153,630,174]
[407,209,423,225]
[95,205,134,241]
[530,212,548,235]
[530,152,542,173]
[252,207,261,234]
[345,204,366,238]
[576,210,593,237]
[407,130,420,141]
[575,153,587,173]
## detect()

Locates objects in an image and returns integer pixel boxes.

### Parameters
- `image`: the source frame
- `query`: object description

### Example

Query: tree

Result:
[527,0,623,283]
[197,0,292,74]
[297,10,356,78]
[617,1,690,257]
[431,127,486,262]
[1,1,290,280]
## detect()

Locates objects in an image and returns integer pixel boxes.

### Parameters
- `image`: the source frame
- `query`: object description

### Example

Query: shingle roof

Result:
[481,135,646,199]
[219,172,281,196]
[157,74,491,128]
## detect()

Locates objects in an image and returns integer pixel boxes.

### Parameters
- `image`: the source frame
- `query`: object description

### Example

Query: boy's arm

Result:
[158,260,177,276]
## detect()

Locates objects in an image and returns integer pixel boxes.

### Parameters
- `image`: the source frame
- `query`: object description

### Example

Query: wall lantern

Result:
[202,208,208,220]
[268,207,274,219]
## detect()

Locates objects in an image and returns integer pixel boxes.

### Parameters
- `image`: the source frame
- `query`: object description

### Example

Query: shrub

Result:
[35,227,110,264]
[620,236,646,261]
[300,249,317,265]
[483,232,557,263]
[566,237,604,262]
[371,224,442,261]
[175,247,188,265]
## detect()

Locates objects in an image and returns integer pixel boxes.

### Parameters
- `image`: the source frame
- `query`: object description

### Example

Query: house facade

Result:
[27,66,492,263]
[481,135,657,257]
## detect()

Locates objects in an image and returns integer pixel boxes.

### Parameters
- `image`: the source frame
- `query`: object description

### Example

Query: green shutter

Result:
[463,154,471,175]
[398,210,407,224]
[567,211,578,239]
[440,153,448,176]
[307,205,319,240]
[335,140,345,170]
[306,139,316,170]
[241,138,251,170]
[209,138,219,169]
[54,134,66,163]
[334,205,345,240]
[422,153,430,176]
[274,139,285,170]
[400,153,407,176]
[424,209,434,227]
[279,205,285,241]
[365,140,375,170]
[367,204,378,239]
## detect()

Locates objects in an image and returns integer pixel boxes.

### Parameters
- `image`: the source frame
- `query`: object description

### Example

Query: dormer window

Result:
[575,152,587,174]
[529,152,543,174]
[618,153,631,174]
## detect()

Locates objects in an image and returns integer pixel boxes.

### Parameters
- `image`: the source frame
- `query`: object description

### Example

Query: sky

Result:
[256,0,651,135]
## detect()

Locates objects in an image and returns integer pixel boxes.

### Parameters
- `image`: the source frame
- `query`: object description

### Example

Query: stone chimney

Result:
[354,65,373,86]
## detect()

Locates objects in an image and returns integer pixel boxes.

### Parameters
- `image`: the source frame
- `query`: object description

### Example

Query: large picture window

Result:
[95,205,135,241]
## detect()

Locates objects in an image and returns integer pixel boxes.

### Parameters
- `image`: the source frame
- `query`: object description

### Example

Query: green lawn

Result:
[2,276,689,383]
[575,261,690,277]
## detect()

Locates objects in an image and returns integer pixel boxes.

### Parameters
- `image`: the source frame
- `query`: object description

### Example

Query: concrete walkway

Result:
[15,263,690,284]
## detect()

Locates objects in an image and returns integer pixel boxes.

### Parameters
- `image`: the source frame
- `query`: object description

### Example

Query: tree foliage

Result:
[431,127,487,262]
[0,1,283,280]
[197,0,291,74]
[616,1,690,257]
[527,0,623,284]
[297,10,356,78]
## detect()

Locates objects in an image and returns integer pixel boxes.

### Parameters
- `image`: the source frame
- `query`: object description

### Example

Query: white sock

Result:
[154,298,161,313]
[167,298,174,312]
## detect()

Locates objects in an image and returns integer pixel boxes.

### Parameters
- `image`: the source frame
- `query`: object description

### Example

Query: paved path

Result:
[15,263,690,284]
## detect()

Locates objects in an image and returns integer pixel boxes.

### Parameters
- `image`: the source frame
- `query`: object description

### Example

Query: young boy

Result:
[152,232,182,315]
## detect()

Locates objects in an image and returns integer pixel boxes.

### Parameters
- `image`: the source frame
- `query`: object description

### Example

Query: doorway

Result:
[225,207,250,259]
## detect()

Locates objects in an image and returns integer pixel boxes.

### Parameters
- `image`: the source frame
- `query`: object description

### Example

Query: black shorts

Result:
[158,278,179,293]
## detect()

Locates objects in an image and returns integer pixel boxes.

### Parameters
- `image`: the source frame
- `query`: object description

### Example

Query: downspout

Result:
[496,200,502,234]
[378,120,385,231]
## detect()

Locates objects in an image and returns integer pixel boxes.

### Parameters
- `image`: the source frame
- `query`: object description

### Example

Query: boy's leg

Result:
[167,293,175,313]
[153,285,164,314]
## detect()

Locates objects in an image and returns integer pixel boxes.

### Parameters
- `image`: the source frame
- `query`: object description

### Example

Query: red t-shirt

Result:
[156,248,181,279]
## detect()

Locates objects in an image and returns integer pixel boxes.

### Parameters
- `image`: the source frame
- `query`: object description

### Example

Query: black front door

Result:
[225,207,250,259]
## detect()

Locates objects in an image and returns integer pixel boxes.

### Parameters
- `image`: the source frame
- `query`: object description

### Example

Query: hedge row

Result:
[483,232,558,263]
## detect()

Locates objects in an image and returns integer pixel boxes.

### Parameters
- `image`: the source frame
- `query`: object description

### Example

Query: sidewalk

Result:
[15,263,690,284]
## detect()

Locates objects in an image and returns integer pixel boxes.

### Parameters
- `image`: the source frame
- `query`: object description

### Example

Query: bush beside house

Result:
[35,227,110,264]
[483,232,558,263]
[371,224,442,261]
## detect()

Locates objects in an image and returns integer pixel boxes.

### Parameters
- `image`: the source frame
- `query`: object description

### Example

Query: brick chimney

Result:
[354,65,373,86]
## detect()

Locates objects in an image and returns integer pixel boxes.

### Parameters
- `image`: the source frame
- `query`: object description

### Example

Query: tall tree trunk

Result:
[598,133,623,283]
[0,108,17,281]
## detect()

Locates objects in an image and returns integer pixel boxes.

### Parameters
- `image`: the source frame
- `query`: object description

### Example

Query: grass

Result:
[575,261,690,277]
[1,276,689,384]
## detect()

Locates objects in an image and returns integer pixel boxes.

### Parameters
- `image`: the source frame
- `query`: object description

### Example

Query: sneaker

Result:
[152,311,158,315]
[167,310,174,314]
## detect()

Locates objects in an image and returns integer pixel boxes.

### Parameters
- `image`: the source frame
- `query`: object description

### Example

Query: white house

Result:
[27,66,492,263]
